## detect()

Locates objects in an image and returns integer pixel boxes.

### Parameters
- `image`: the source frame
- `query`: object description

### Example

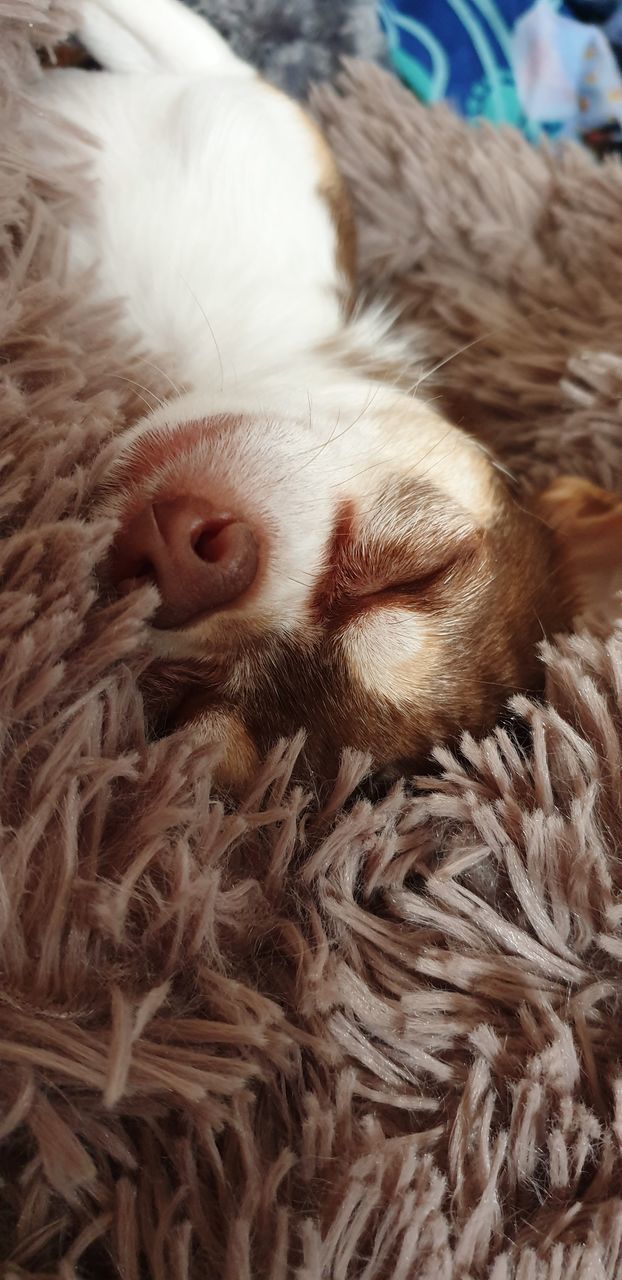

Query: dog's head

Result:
[101,370,622,788]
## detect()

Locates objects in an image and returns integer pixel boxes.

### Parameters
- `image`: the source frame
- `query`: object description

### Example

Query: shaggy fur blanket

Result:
[3,5,622,1278]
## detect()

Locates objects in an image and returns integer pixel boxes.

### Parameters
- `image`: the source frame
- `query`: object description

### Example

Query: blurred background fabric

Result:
[380,0,622,155]
[185,0,386,98]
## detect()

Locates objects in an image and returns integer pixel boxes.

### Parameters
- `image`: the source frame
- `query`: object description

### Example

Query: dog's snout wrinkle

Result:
[110,494,258,629]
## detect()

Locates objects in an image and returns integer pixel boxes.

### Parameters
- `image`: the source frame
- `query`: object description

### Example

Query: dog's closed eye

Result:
[314,483,482,626]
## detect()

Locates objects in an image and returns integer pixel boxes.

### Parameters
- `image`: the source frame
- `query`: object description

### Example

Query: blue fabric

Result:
[379,0,622,154]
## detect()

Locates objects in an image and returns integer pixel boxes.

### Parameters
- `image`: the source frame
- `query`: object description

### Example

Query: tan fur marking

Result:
[339,607,437,703]
[259,78,356,289]
[176,700,259,794]
[295,104,357,289]
[314,138,357,286]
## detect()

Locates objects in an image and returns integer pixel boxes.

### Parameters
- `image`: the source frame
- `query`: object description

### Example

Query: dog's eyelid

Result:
[366,523,482,591]
[317,522,484,626]
[360,541,474,606]
[369,558,459,601]
[322,532,482,630]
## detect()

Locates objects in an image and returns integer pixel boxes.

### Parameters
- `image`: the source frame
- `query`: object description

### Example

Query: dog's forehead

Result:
[107,379,498,531]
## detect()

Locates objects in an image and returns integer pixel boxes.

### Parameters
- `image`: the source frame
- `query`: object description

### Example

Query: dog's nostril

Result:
[109,496,259,628]
[194,524,230,564]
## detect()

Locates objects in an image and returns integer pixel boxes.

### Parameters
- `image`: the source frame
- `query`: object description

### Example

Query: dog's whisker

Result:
[179,273,225,392]
[137,356,184,398]
[110,374,167,411]
[411,327,505,396]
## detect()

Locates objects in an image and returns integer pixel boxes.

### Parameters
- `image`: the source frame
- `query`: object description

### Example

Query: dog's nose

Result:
[110,495,258,628]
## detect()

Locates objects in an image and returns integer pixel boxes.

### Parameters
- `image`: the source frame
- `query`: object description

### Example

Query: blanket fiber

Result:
[3,5,622,1278]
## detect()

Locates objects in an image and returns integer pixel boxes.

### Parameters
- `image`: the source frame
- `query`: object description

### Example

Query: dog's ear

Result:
[535,476,622,631]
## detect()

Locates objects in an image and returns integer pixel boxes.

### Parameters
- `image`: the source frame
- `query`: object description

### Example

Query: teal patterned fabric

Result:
[380,1,622,154]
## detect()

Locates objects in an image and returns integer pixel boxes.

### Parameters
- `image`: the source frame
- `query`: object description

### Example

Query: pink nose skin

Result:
[110,495,259,629]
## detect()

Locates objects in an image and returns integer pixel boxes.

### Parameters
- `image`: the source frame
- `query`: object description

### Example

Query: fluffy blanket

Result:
[3,5,622,1278]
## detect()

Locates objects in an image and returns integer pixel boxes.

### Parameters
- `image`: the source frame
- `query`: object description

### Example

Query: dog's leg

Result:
[79,0,251,75]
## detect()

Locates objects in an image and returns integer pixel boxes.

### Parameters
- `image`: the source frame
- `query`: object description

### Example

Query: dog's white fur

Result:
[42,11,343,388]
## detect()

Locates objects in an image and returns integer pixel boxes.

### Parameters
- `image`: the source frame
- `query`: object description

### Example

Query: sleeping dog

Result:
[28,0,622,787]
